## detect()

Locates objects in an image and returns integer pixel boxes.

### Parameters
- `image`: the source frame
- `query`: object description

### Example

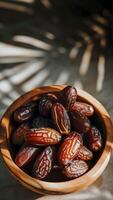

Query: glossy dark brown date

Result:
[69,111,91,134]
[38,93,57,117]
[63,160,88,179]
[86,126,102,151]
[32,146,53,179]
[25,127,61,146]
[75,146,93,161]
[14,101,37,122]
[58,132,83,166]
[15,144,38,167]
[12,123,29,145]
[60,86,77,109]
[52,103,71,135]
[32,117,53,129]
[70,102,94,117]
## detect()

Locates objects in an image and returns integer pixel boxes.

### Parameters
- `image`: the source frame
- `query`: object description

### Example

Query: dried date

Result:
[12,123,29,145]
[15,144,38,167]
[38,93,57,117]
[32,117,53,129]
[25,127,61,146]
[63,160,88,179]
[75,146,93,161]
[32,146,53,179]
[69,111,91,134]
[58,132,83,166]
[52,103,71,134]
[86,126,102,151]
[70,102,94,117]
[60,86,77,109]
[14,101,37,122]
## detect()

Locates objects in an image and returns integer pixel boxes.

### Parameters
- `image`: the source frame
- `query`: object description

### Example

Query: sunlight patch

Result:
[96,55,105,92]
[22,67,49,91]
[0,80,12,93]
[79,43,93,76]
[9,61,44,84]
[45,32,55,40]
[13,35,52,51]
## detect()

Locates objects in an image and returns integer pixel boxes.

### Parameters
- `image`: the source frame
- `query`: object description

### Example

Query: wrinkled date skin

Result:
[25,127,61,146]
[52,103,71,135]
[38,93,58,117]
[32,117,53,129]
[58,132,83,166]
[60,86,77,109]
[12,123,29,145]
[69,111,91,134]
[75,146,93,161]
[70,102,94,117]
[63,160,88,179]
[15,144,38,167]
[86,126,102,151]
[32,146,53,179]
[14,101,37,122]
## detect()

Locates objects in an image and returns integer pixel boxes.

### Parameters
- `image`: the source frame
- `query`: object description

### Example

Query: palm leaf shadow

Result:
[0,0,113,110]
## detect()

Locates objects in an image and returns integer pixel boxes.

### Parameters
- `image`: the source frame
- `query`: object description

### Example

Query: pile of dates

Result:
[11,86,103,181]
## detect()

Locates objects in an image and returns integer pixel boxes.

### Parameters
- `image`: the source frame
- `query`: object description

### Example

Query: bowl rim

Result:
[0,85,113,194]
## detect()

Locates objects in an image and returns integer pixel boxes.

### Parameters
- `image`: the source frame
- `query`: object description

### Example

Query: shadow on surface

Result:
[0,1,113,119]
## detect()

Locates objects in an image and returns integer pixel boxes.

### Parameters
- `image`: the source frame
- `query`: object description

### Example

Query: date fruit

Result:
[58,132,83,166]
[25,127,61,146]
[14,101,37,122]
[70,102,94,117]
[75,146,93,161]
[32,117,53,129]
[63,160,88,179]
[12,123,29,145]
[38,93,57,117]
[60,86,77,109]
[15,144,38,167]
[69,111,91,134]
[32,146,53,179]
[52,103,71,134]
[86,126,102,151]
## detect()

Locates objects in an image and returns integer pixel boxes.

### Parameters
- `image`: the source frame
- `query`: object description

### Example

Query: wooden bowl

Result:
[0,85,113,195]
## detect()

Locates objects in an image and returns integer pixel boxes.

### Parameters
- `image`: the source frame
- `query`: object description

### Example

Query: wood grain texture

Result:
[0,85,113,195]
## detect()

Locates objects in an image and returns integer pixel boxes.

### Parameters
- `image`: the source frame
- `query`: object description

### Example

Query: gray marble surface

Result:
[0,1,113,199]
